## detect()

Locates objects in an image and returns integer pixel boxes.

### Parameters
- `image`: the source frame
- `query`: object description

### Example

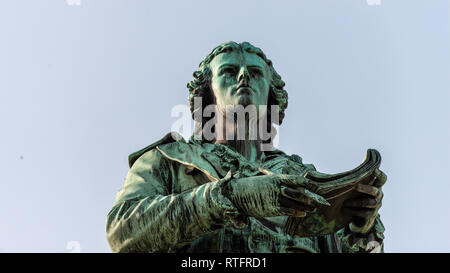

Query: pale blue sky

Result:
[0,0,449,252]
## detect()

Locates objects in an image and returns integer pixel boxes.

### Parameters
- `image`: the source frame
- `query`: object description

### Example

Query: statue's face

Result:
[209,50,271,114]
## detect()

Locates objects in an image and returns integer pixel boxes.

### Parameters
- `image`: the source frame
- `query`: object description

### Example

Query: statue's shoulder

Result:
[128,134,219,181]
[128,132,186,168]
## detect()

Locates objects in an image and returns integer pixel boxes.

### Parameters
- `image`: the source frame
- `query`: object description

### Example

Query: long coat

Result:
[106,132,384,253]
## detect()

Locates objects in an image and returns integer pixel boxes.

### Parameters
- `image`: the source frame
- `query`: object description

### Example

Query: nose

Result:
[238,66,250,85]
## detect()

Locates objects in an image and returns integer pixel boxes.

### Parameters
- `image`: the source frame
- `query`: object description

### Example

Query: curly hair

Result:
[187,41,288,125]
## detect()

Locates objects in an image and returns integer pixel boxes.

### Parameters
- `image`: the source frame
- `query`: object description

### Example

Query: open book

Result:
[284,149,382,237]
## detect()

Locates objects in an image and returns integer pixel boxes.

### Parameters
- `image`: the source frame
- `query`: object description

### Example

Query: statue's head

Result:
[187,41,288,125]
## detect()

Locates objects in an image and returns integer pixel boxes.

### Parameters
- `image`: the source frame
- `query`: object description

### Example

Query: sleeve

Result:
[105,149,247,253]
[336,214,385,253]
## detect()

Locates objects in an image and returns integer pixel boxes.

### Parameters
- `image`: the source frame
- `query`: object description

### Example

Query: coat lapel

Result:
[156,142,221,182]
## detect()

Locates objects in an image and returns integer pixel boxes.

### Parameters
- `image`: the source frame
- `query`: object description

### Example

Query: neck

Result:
[226,139,262,163]
[214,113,263,162]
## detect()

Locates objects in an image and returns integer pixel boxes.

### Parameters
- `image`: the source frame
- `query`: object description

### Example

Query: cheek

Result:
[211,76,234,107]
[210,77,222,100]
[258,79,270,101]
[211,76,230,95]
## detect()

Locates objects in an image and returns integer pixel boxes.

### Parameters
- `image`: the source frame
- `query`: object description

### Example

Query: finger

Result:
[343,198,380,209]
[278,174,311,187]
[279,207,307,217]
[356,184,383,202]
[356,184,381,199]
[279,196,318,213]
[377,191,384,202]
[352,216,368,228]
[278,174,320,192]
[298,188,331,207]
[281,187,307,199]
[342,207,376,219]
[373,169,387,188]
[281,186,330,207]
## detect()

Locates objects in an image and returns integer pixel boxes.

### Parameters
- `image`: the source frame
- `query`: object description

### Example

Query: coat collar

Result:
[156,141,222,182]
[156,136,290,182]
[129,132,293,182]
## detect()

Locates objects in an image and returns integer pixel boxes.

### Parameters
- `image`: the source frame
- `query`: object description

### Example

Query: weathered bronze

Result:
[284,149,382,237]
[106,41,386,253]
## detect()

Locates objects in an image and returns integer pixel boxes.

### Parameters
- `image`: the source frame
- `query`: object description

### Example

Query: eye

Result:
[221,67,236,78]
[249,68,263,79]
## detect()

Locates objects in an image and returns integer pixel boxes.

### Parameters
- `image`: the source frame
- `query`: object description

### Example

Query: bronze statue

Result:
[106,41,386,253]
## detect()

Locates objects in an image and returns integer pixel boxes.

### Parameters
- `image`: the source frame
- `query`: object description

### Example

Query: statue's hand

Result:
[342,169,387,234]
[223,174,330,218]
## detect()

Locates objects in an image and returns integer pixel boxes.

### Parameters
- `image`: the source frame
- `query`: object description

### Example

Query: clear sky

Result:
[0,0,449,252]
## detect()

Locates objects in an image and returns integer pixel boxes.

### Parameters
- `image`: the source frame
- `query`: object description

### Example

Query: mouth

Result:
[235,86,253,95]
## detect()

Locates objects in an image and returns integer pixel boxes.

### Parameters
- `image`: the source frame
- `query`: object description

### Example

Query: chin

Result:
[235,95,253,107]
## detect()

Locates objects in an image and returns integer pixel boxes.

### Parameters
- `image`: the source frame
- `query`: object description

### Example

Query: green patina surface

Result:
[106,133,384,253]
[106,41,386,253]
